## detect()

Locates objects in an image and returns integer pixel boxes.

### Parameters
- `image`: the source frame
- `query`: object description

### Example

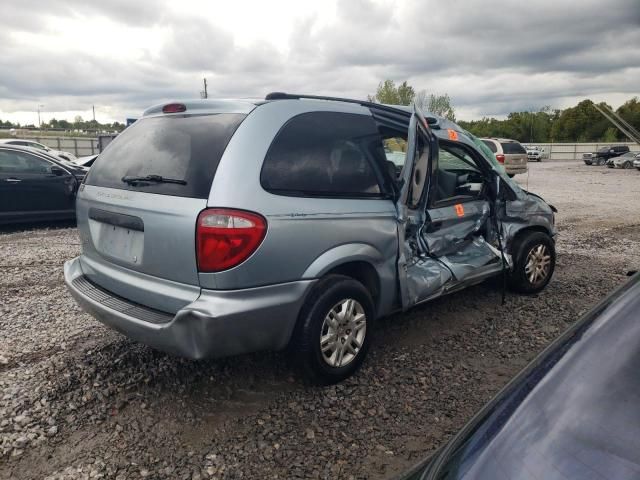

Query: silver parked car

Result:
[480,138,528,176]
[607,151,640,169]
[0,138,77,162]
[64,94,557,383]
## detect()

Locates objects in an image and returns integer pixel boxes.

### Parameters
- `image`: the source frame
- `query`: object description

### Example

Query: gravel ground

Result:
[1,161,639,480]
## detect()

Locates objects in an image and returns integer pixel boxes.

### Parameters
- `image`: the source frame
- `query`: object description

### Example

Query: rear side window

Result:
[482,140,497,153]
[85,114,246,198]
[501,142,526,154]
[261,112,385,197]
[0,150,53,174]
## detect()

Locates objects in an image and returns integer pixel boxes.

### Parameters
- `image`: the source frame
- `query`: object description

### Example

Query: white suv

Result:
[481,138,528,177]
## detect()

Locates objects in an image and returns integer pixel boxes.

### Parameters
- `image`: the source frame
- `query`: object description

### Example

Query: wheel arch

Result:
[301,243,389,315]
[507,225,553,254]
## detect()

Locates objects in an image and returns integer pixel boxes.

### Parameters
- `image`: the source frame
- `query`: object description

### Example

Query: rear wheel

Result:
[291,275,374,384]
[508,232,555,294]
[597,157,606,166]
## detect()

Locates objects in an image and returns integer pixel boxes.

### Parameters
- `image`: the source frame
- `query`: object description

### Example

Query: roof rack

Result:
[265,92,439,131]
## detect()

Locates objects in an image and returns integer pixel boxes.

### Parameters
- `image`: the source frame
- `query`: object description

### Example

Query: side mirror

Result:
[50,166,64,176]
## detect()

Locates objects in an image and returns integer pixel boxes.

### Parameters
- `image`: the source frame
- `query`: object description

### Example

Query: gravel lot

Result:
[1,161,639,480]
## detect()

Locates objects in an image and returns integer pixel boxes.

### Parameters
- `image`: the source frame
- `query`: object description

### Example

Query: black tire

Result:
[623,161,632,169]
[290,274,374,384]
[537,158,541,162]
[508,231,556,294]
[597,157,606,166]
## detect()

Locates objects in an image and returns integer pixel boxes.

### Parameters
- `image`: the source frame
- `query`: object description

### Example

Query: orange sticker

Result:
[447,129,459,141]
[455,204,465,217]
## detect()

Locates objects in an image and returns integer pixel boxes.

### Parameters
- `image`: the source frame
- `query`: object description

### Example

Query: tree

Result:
[602,127,618,142]
[550,99,609,142]
[415,91,456,121]
[368,80,415,105]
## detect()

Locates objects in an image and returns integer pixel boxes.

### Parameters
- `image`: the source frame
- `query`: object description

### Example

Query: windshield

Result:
[85,113,245,198]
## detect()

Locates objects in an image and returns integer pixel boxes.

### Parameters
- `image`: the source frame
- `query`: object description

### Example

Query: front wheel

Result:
[623,161,632,169]
[508,232,556,294]
[291,275,374,384]
[597,157,606,166]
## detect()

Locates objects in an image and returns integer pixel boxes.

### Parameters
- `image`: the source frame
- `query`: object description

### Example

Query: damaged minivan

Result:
[64,93,557,383]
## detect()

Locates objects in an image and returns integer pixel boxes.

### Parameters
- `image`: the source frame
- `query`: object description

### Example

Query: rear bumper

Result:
[64,256,315,359]
[504,164,528,175]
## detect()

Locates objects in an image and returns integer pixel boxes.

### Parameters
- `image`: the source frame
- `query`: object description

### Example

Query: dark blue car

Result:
[403,272,640,480]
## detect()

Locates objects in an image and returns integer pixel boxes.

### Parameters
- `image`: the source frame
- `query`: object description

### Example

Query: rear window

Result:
[482,140,497,153]
[500,142,526,154]
[85,113,246,198]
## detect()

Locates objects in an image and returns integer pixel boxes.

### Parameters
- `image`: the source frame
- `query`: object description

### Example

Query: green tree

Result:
[616,97,640,140]
[550,99,609,142]
[415,91,456,121]
[602,127,618,142]
[368,80,415,105]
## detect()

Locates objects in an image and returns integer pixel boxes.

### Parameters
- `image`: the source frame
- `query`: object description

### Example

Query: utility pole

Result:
[201,78,208,99]
[92,105,96,122]
[37,104,44,128]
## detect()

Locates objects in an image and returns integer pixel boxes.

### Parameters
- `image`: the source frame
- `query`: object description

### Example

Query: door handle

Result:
[5,178,22,183]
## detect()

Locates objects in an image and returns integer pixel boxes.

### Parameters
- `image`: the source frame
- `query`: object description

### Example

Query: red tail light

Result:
[162,103,186,113]
[196,209,267,272]
[496,154,505,164]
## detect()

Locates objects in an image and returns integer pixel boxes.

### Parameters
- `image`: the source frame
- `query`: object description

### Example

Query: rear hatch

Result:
[77,109,247,312]
[501,141,527,167]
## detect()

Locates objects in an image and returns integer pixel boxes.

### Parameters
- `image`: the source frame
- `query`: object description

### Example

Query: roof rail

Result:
[264,92,440,130]
[265,91,405,113]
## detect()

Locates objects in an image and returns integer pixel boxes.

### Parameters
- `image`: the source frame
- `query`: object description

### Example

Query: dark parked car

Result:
[402,271,640,480]
[583,145,630,165]
[0,145,87,224]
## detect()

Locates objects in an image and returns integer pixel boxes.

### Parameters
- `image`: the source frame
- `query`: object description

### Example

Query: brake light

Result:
[196,209,267,272]
[162,103,186,114]
[496,154,505,164]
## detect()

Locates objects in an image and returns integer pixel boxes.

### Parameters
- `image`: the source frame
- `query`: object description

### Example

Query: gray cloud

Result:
[0,0,639,121]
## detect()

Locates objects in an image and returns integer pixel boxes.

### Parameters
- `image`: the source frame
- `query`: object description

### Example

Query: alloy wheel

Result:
[320,299,367,368]
[525,244,552,285]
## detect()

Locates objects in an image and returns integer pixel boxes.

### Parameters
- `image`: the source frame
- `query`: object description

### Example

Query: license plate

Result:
[91,221,144,265]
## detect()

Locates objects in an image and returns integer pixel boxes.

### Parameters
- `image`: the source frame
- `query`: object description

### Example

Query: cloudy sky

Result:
[1,0,639,124]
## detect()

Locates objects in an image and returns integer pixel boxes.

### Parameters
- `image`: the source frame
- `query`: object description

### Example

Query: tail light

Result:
[496,154,505,164]
[196,208,267,272]
[162,103,186,113]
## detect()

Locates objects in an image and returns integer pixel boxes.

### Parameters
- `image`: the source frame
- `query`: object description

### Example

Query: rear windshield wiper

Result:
[121,174,187,185]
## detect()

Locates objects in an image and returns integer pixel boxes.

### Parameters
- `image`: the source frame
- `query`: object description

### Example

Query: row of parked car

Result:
[583,144,640,169]
[0,139,99,224]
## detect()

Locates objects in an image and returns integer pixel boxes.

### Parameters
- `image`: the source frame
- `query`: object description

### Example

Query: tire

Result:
[508,231,556,294]
[291,274,374,384]
[623,162,632,169]
[597,157,606,166]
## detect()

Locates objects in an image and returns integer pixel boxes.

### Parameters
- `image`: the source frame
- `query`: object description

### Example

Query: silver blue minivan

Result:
[64,93,557,383]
